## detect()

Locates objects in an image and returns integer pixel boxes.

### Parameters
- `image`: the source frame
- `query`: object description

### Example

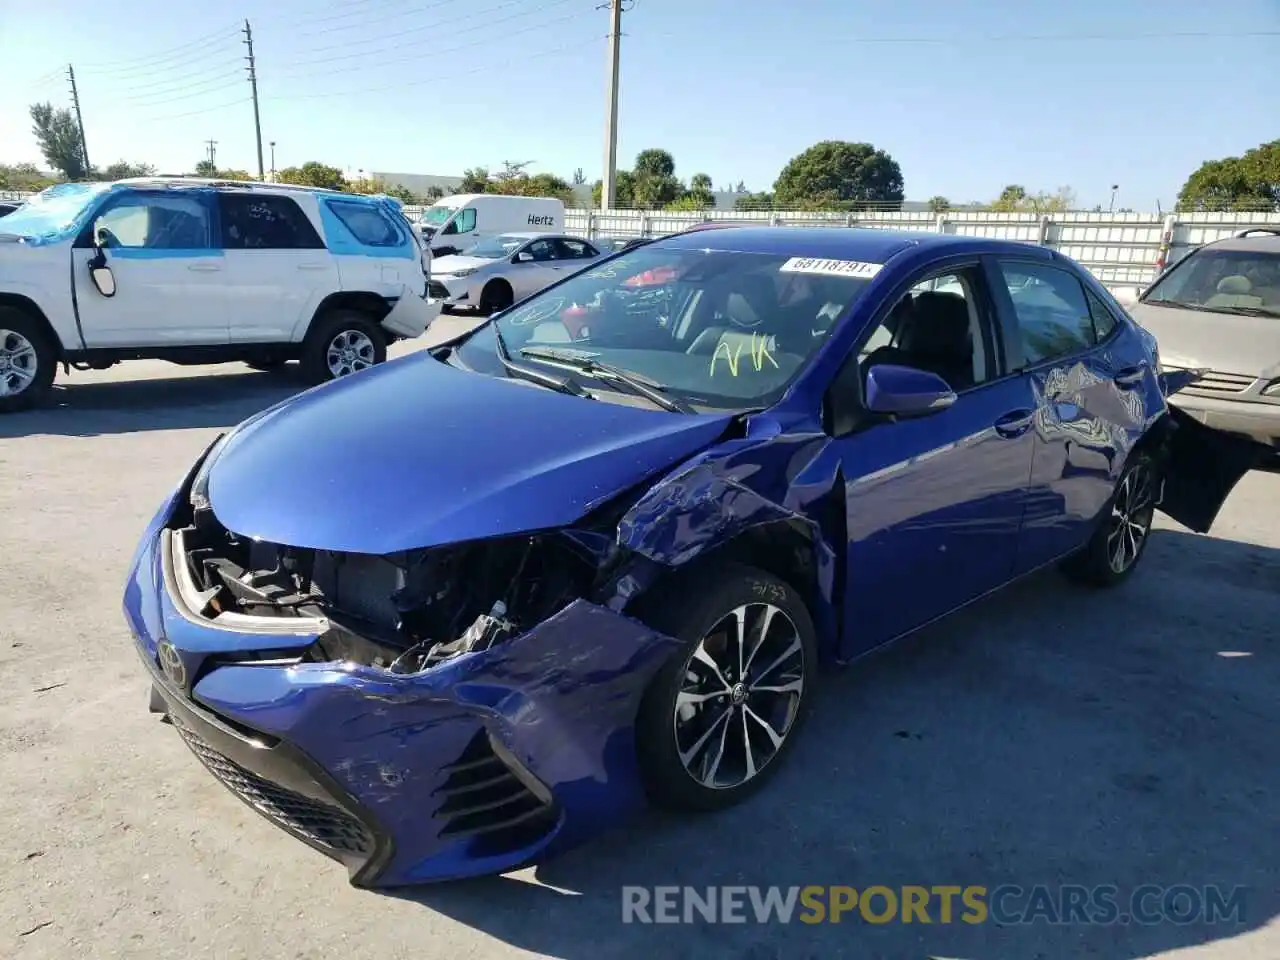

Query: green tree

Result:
[0,163,56,192]
[277,161,345,190]
[489,171,575,205]
[772,140,904,209]
[927,195,951,213]
[29,102,87,180]
[423,185,445,200]
[734,191,774,210]
[99,160,157,180]
[194,159,217,177]
[572,167,586,185]
[630,148,681,209]
[591,169,635,207]
[990,184,1076,213]
[1177,140,1280,211]
[458,167,490,193]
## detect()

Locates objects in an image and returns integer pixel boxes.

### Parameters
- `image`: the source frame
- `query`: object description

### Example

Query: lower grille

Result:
[1188,370,1257,394]
[427,280,451,299]
[172,715,374,859]
[435,732,558,856]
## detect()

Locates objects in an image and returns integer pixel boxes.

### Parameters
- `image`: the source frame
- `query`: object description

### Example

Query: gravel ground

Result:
[0,325,1276,960]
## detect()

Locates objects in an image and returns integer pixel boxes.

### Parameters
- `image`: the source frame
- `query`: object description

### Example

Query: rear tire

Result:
[300,310,387,385]
[632,561,818,812]
[0,307,57,413]
[1060,451,1158,588]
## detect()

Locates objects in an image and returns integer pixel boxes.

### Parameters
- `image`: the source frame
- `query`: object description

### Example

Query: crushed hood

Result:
[206,353,734,555]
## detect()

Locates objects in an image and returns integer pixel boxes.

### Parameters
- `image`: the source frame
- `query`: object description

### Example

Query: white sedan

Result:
[428,232,605,315]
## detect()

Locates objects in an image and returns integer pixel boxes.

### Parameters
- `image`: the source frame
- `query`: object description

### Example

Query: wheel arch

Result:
[300,291,391,342]
[0,294,65,358]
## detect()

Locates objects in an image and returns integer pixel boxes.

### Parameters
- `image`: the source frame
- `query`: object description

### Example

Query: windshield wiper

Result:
[1147,298,1277,318]
[493,328,594,399]
[519,346,696,413]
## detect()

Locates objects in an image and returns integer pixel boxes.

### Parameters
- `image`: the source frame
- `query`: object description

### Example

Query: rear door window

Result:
[325,199,406,248]
[218,194,324,249]
[995,261,1097,366]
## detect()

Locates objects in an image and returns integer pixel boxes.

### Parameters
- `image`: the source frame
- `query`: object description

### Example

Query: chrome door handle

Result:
[186,263,221,272]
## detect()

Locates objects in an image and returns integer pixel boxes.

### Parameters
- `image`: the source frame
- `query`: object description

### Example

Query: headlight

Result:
[450,268,476,278]
[189,431,232,510]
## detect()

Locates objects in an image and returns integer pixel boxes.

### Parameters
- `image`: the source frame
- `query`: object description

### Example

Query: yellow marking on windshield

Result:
[710,333,779,376]
[710,339,744,376]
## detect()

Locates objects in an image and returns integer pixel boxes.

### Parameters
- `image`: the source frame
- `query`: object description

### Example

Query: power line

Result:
[297,0,533,55]
[291,0,468,35]
[273,0,581,74]
[75,24,242,75]
[132,97,252,125]
[117,67,244,101]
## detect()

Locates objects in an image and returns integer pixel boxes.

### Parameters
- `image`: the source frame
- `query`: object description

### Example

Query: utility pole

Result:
[244,19,265,181]
[67,64,90,175]
[269,141,276,182]
[600,0,624,210]
[205,140,218,171]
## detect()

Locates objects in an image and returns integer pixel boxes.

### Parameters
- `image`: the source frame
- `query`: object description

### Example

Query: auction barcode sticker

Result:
[779,257,883,278]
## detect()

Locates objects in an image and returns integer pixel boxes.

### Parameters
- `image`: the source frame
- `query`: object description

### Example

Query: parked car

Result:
[428,231,603,315]
[125,226,1264,888]
[0,178,433,412]
[598,235,652,253]
[417,194,565,258]
[1128,227,1280,448]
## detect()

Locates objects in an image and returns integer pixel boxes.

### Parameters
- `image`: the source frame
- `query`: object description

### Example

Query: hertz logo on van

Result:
[527,214,555,226]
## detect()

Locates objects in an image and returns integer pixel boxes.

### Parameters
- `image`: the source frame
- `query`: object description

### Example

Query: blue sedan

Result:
[123,227,1264,886]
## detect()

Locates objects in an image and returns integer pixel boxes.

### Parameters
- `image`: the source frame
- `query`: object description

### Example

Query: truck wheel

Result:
[300,309,387,385]
[0,308,57,413]
[479,281,513,316]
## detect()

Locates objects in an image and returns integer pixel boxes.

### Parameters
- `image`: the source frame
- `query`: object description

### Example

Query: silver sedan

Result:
[428,232,604,315]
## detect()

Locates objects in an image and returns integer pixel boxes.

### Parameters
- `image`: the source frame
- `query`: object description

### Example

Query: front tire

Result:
[0,308,57,413]
[1060,450,1158,587]
[633,562,818,812]
[478,281,513,317]
[300,310,387,385]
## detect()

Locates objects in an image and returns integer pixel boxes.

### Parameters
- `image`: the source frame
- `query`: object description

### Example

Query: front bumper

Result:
[1166,391,1280,447]
[379,285,442,339]
[123,510,680,887]
[428,275,481,311]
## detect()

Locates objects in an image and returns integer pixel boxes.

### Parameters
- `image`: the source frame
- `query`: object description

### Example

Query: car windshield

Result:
[1142,247,1280,317]
[466,245,876,411]
[0,182,111,240]
[421,204,456,226]
[462,234,526,259]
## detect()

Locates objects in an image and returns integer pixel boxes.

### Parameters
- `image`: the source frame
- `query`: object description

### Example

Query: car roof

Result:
[115,176,360,199]
[1201,229,1280,254]
[496,231,590,242]
[653,225,1043,261]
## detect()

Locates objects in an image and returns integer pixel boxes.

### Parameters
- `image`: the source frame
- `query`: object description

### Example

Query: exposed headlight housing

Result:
[449,267,477,278]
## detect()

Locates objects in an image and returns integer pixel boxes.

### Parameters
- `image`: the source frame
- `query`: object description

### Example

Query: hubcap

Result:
[0,328,37,398]
[1107,463,1156,573]
[325,330,375,378]
[673,602,806,790]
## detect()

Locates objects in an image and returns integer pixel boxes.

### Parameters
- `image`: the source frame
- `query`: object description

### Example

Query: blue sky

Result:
[2,0,1276,209]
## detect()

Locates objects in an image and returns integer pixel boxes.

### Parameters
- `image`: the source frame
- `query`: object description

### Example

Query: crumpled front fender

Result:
[173,595,681,886]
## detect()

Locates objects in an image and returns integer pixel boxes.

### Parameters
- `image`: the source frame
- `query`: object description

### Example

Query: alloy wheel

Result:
[325,329,376,378]
[673,602,807,790]
[0,329,38,398]
[1107,464,1156,573]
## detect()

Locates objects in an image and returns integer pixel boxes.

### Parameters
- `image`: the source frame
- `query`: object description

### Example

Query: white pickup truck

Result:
[0,177,435,412]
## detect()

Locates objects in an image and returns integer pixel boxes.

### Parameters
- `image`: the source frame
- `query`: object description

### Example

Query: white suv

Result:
[0,177,435,412]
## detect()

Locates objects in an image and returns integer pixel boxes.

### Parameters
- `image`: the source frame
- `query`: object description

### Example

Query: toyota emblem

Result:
[157,641,187,688]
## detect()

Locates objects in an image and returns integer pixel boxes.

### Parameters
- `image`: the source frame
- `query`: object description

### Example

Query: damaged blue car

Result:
[124,227,1265,887]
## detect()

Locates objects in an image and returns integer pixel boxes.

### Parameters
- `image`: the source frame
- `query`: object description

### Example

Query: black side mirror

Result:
[87,249,116,297]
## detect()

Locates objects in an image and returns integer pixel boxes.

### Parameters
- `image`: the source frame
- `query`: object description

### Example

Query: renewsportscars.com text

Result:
[621,884,1248,926]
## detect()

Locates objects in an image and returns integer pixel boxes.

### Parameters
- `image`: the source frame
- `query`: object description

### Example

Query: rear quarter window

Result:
[325,200,406,248]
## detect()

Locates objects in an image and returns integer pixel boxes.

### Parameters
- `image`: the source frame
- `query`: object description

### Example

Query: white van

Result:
[417,194,564,257]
